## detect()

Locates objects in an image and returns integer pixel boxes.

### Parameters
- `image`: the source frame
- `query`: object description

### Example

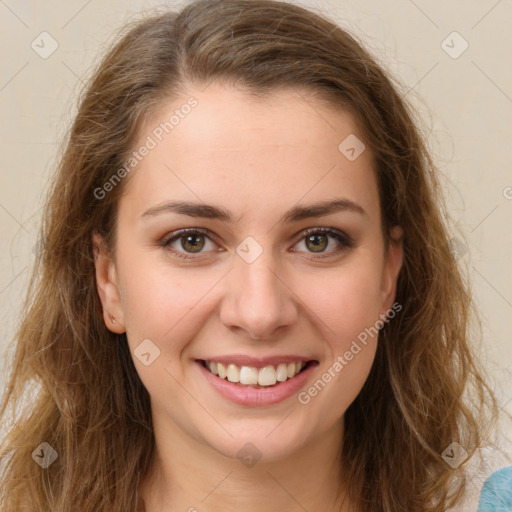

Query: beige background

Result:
[1,0,511,500]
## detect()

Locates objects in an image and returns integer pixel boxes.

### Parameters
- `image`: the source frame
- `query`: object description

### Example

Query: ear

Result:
[379,225,404,316]
[92,232,126,334]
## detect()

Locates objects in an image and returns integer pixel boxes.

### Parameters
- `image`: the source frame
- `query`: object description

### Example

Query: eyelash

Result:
[160,227,355,261]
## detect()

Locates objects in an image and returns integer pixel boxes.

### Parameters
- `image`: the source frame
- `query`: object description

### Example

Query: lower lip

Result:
[196,360,317,407]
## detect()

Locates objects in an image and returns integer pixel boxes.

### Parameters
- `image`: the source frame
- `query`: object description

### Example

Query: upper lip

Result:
[198,355,317,369]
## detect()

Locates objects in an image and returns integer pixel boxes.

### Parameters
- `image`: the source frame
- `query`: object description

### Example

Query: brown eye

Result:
[161,228,219,259]
[292,227,355,259]
[305,233,329,253]
[180,233,206,253]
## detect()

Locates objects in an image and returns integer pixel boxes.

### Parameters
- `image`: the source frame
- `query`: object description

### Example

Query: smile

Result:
[202,360,307,387]
[196,356,319,406]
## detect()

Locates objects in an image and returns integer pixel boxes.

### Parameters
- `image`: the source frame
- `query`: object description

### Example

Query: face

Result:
[94,83,403,464]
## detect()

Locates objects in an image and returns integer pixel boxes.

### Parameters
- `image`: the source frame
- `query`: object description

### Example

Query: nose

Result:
[219,248,299,340]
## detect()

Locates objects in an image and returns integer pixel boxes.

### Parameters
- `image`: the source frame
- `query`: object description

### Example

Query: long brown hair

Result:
[0,1,499,510]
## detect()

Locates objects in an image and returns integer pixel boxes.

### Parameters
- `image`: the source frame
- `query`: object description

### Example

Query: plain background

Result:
[1,0,511,505]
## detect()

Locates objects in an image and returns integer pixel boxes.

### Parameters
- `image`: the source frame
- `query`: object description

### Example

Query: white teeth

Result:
[276,363,288,382]
[226,364,239,383]
[239,366,258,385]
[258,366,277,386]
[217,362,227,379]
[204,360,307,387]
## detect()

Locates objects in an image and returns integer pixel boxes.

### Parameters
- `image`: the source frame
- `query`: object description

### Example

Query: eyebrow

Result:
[140,198,367,223]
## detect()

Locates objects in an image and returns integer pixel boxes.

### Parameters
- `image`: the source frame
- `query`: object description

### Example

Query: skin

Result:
[94,82,403,512]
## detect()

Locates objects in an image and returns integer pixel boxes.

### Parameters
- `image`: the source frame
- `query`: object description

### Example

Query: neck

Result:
[138,415,354,512]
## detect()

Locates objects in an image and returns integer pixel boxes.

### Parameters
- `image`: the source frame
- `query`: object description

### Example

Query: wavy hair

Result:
[0,0,499,510]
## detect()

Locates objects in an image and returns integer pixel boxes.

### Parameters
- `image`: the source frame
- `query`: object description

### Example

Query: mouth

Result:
[199,359,316,388]
[196,357,319,406]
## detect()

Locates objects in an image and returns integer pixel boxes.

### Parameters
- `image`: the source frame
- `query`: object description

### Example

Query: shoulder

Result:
[477,465,512,511]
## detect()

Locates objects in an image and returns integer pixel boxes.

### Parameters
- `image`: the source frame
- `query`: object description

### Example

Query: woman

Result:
[0,0,501,510]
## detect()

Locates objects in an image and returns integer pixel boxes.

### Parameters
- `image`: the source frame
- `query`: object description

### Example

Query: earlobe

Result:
[380,226,404,315]
[92,233,126,334]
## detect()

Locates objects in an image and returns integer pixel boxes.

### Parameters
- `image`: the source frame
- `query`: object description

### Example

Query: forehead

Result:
[119,83,379,223]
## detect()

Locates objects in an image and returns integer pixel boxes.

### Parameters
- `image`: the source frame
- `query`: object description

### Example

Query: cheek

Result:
[303,256,384,347]
[115,245,200,355]
[117,262,205,408]
[295,254,383,408]
[297,266,381,418]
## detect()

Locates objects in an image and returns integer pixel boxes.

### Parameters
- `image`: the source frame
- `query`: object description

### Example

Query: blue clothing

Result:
[478,466,512,511]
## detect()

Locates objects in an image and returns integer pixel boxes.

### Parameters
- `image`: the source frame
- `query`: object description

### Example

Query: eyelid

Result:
[296,226,354,246]
[159,227,220,258]
[160,226,354,259]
